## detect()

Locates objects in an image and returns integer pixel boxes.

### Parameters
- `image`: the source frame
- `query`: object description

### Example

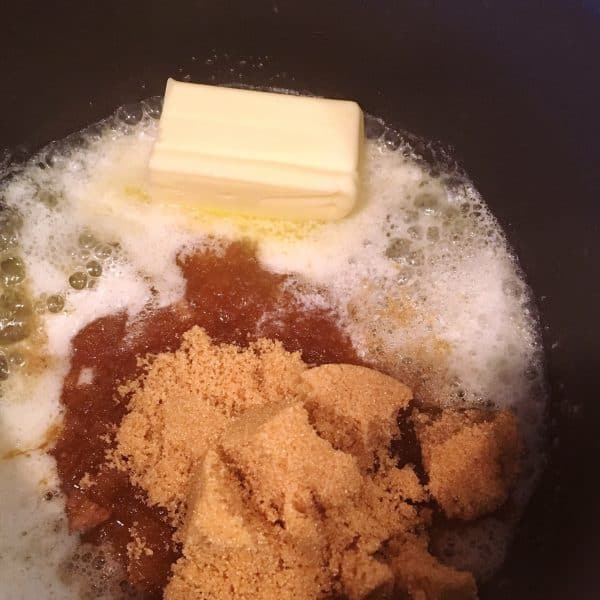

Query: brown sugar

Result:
[302,363,412,470]
[389,536,478,599]
[51,242,362,597]
[219,401,363,528]
[109,325,521,599]
[415,409,521,520]
[114,327,309,523]
[166,538,329,600]
[127,525,154,565]
[340,550,394,600]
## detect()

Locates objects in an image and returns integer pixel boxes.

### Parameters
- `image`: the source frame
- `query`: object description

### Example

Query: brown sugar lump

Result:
[302,364,412,470]
[179,449,256,550]
[167,444,331,600]
[109,324,519,598]
[416,409,521,520]
[390,537,477,599]
[114,327,308,522]
[374,463,429,504]
[165,540,329,600]
[322,466,427,561]
[340,550,394,600]
[219,401,363,532]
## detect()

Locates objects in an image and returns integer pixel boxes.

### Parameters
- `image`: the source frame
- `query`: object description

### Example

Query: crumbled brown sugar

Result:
[219,401,363,528]
[415,409,521,520]
[112,326,521,599]
[115,327,308,523]
[302,363,412,470]
[389,536,477,599]
[340,550,394,599]
[127,526,154,565]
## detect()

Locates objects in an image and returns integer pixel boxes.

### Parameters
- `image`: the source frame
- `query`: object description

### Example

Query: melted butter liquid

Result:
[0,98,546,598]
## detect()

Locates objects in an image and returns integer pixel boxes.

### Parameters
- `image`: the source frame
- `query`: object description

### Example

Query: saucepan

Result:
[1,0,599,598]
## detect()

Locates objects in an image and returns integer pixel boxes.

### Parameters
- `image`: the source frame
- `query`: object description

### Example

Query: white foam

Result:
[0,452,78,600]
[0,102,546,595]
[43,267,150,359]
[0,365,67,453]
[254,144,542,419]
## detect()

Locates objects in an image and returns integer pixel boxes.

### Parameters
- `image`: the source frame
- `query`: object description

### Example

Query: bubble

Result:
[364,115,386,140]
[449,219,467,241]
[402,209,418,224]
[0,208,23,232]
[382,129,402,151]
[44,143,69,168]
[92,554,106,570]
[81,121,105,143]
[37,189,60,208]
[442,205,460,222]
[86,260,102,277]
[1,256,26,286]
[78,231,98,250]
[407,225,422,240]
[117,104,143,125]
[385,238,411,260]
[0,210,22,252]
[63,131,89,152]
[0,289,31,343]
[94,244,113,260]
[8,351,25,368]
[414,192,439,214]
[142,96,163,119]
[0,355,9,380]
[407,249,424,267]
[46,294,65,313]
[33,295,47,315]
[502,278,522,299]
[0,230,18,252]
[426,226,440,242]
[396,270,412,286]
[69,272,88,290]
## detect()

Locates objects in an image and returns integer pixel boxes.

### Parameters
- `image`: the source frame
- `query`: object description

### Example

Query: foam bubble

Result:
[0,99,546,594]
[0,452,78,599]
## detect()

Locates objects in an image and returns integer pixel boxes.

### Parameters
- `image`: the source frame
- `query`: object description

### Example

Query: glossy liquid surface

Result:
[52,241,359,597]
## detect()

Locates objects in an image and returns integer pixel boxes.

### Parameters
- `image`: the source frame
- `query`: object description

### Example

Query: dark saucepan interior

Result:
[2,1,599,598]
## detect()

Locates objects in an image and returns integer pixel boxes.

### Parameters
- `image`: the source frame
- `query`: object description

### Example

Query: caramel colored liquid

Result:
[52,242,360,597]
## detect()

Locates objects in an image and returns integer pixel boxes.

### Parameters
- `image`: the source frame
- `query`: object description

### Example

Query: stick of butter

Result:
[148,79,363,221]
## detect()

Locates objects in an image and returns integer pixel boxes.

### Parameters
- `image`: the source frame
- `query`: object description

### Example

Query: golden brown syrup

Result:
[51,241,360,597]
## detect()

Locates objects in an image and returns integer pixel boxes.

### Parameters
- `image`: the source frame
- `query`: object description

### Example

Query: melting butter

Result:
[148,79,363,220]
